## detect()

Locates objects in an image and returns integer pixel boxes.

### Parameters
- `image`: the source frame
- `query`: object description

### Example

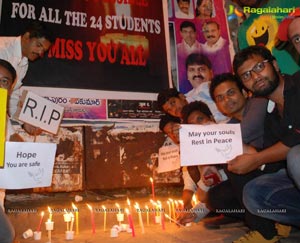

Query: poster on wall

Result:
[0,0,170,93]
[84,121,181,189]
[168,0,232,93]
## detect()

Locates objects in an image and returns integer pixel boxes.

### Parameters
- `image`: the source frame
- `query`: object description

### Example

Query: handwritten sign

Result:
[16,90,64,134]
[0,142,57,189]
[179,124,243,166]
[0,88,8,168]
[157,145,180,173]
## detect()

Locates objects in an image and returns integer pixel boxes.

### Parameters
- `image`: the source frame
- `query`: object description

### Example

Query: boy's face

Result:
[178,0,190,15]
[0,65,14,91]
[187,110,213,125]
[162,94,188,118]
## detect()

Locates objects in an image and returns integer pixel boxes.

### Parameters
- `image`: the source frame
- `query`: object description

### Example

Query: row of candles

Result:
[35,197,192,237]
[34,178,199,239]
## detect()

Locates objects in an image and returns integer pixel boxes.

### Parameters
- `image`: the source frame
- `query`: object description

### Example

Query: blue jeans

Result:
[287,144,300,189]
[243,169,300,227]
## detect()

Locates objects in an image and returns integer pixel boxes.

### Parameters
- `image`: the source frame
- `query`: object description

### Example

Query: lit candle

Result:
[63,209,71,231]
[72,203,79,235]
[87,204,96,234]
[169,199,176,219]
[167,201,171,223]
[150,177,155,200]
[192,194,197,207]
[102,205,107,232]
[116,203,124,224]
[48,206,52,221]
[125,208,135,237]
[69,213,74,232]
[145,205,149,226]
[36,211,44,232]
[134,203,144,234]
[45,219,54,242]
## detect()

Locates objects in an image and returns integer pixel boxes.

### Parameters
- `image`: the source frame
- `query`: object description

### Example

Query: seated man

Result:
[209,72,289,243]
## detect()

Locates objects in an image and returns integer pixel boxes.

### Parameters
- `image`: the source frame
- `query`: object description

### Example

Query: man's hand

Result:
[176,210,196,226]
[227,153,261,174]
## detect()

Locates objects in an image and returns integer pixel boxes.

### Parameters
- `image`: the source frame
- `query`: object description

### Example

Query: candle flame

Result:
[87,204,93,211]
[127,198,131,206]
[72,203,77,210]
[125,208,129,214]
[145,205,149,209]
[102,205,106,210]
[41,211,44,217]
[150,177,153,183]
[115,203,120,208]
[48,206,52,213]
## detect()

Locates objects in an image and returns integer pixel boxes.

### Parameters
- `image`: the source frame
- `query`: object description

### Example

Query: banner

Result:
[0,0,170,93]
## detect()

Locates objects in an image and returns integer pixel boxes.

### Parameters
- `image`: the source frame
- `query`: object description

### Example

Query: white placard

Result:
[0,142,57,189]
[16,90,64,134]
[179,124,243,166]
[157,145,180,173]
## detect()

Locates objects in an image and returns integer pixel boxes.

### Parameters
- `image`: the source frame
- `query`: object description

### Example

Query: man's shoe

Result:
[204,215,244,229]
[233,231,279,243]
[275,223,291,238]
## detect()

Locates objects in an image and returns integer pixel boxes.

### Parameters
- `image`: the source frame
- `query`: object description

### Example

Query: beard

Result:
[252,68,280,97]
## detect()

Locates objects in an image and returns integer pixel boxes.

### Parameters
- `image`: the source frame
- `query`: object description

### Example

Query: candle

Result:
[125,208,135,237]
[169,199,176,219]
[69,213,74,232]
[87,204,96,234]
[72,203,79,235]
[164,214,185,227]
[167,201,171,223]
[36,211,44,232]
[145,205,149,226]
[150,177,155,200]
[192,194,197,207]
[102,205,107,232]
[134,203,144,234]
[48,206,52,221]
[63,210,71,231]
[116,203,124,224]
[161,211,165,230]
[45,219,54,242]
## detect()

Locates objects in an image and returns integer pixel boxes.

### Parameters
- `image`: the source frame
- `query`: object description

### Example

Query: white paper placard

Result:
[0,142,57,189]
[179,124,243,166]
[16,90,64,134]
[157,145,180,173]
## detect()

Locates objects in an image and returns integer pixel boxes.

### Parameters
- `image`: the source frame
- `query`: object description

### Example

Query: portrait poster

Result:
[168,0,233,93]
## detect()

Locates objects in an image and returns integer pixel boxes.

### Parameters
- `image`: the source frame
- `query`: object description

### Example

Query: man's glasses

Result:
[240,60,269,82]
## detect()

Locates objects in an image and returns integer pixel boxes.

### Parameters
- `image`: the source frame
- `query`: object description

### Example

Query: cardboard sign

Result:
[0,88,8,168]
[179,124,243,166]
[0,142,57,189]
[157,145,180,173]
[16,90,64,134]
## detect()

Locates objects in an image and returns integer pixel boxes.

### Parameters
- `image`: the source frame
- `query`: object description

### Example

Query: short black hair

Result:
[209,73,243,102]
[159,114,181,132]
[177,0,191,3]
[0,59,16,83]
[180,21,196,32]
[24,21,55,43]
[181,101,212,124]
[185,53,212,70]
[157,88,180,111]
[233,45,276,77]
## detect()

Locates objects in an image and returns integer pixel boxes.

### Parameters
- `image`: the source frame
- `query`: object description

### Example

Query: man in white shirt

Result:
[175,0,194,19]
[185,53,228,123]
[0,21,53,135]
